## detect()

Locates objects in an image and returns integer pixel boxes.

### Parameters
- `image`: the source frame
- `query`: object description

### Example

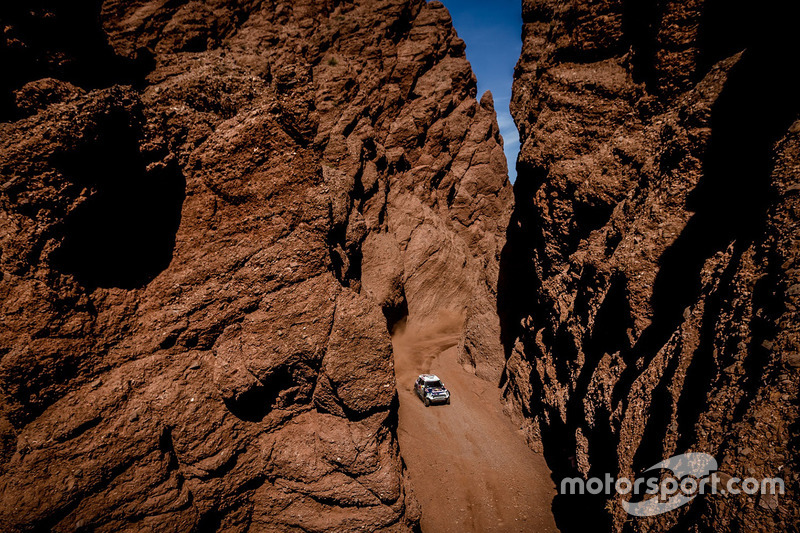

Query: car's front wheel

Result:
[446,397,450,405]
[424,397,430,407]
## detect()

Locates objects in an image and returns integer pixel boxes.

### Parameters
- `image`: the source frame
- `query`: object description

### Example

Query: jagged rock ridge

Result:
[502,0,800,531]
[0,0,511,531]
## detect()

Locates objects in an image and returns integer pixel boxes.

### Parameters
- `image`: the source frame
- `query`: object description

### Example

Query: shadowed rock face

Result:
[502,0,800,531]
[0,0,511,530]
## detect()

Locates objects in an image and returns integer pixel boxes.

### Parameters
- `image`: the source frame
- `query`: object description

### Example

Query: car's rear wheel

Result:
[424,398,430,407]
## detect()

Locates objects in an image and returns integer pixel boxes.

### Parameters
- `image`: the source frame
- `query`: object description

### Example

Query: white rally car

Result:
[414,374,450,406]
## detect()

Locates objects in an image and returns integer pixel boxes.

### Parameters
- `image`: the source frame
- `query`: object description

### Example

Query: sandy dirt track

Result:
[393,317,558,532]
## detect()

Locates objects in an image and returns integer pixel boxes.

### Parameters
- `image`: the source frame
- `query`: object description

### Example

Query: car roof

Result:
[418,374,441,381]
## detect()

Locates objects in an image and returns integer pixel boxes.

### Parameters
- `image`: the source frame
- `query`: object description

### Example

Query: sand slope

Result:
[393,317,557,532]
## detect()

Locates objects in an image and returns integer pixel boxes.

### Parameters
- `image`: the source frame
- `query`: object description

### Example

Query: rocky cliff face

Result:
[503,0,800,531]
[0,1,511,530]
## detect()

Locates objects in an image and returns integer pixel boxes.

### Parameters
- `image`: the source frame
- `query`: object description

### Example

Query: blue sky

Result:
[442,0,522,182]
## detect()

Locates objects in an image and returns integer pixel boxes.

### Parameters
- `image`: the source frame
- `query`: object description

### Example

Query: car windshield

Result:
[425,380,443,388]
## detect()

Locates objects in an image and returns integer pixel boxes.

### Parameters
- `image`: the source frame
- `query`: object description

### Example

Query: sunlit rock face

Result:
[0,0,512,530]
[503,0,800,531]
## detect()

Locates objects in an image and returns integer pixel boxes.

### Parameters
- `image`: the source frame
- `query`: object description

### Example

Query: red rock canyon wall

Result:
[502,0,800,531]
[0,1,511,530]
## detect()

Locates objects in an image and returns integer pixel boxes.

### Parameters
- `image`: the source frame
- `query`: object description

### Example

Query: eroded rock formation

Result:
[502,0,800,531]
[0,1,510,530]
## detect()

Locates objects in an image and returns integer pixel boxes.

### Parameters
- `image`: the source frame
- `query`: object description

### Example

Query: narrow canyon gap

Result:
[4,1,795,532]
[442,0,523,182]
